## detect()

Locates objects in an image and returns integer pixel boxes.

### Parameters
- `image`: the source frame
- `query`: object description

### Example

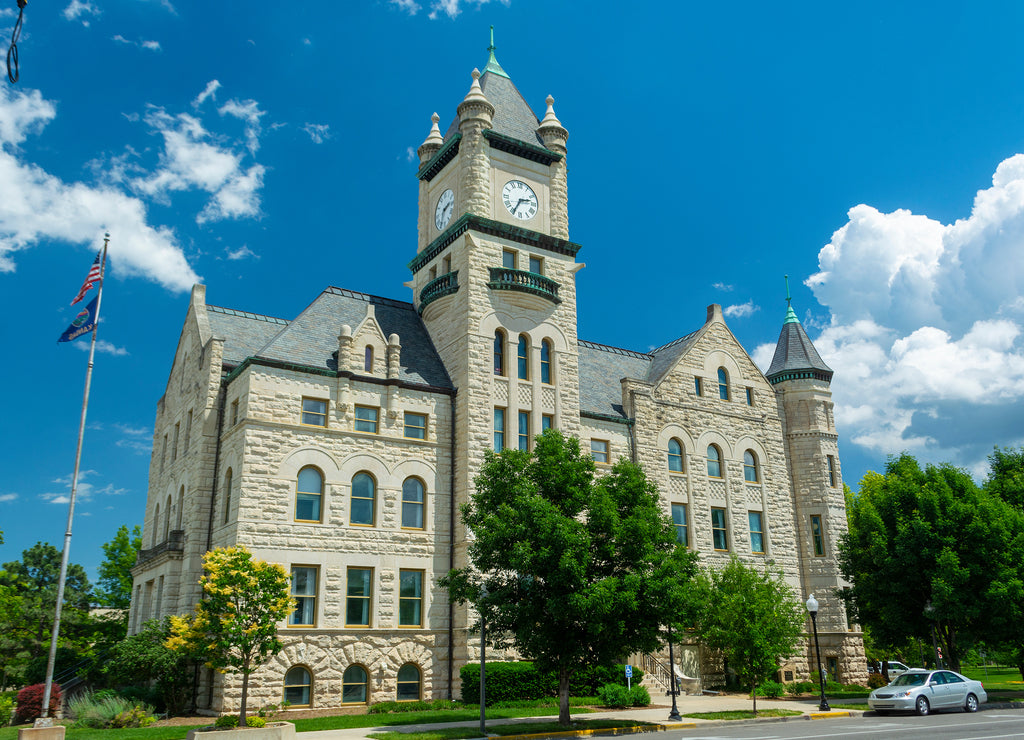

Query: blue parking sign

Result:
[625,665,633,678]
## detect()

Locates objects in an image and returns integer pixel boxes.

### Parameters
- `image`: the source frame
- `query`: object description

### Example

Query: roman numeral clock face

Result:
[502,180,538,220]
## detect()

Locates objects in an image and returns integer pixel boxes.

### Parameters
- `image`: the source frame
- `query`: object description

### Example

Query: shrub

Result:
[245,716,266,728]
[627,685,651,706]
[785,680,814,695]
[69,690,157,729]
[0,695,13,727]
[215,715,239,728]
[459,661,644,704]
[109,707,156,729]
[14,683,61,724]
[755,680,785,698]
[597,683,639,708]
[256,701,290,719]
[867,673,887,689]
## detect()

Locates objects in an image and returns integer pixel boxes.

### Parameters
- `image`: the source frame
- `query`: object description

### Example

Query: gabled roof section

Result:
[252,288,452,389]
[577,340,653,418]
[647,330,702,385]
[207,305,290,367]
[766,308,833,384]
[444,65,545,147]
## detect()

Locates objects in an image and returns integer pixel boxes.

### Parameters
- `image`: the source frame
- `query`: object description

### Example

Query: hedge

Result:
[459,662,644,704]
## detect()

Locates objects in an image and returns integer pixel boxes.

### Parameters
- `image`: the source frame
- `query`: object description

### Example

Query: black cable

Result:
[7,0,25,84]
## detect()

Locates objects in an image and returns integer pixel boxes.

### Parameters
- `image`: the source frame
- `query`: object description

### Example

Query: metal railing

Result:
[419,271,459,312]
[487,268,561,304]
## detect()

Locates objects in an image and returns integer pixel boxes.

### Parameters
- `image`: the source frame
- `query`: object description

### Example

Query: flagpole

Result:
[38,233,109,725]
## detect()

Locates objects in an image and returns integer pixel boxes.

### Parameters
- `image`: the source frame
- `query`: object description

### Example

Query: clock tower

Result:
[409,36,583,668]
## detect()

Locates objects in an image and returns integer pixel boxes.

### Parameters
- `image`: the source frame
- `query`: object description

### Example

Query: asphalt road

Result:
[674,710,1024,740]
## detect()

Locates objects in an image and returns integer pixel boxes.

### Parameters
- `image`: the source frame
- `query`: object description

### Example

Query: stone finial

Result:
[537,94,568,150]
[417,113,444,164]
[706,304,724,324]
[465,69,486,103]
[386,333,401,380]
[338,324,353,372]
[458,68,494,127]
[339,324,352,338]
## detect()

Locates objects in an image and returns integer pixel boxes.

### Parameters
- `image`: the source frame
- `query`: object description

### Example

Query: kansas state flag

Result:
[58,296,98,342]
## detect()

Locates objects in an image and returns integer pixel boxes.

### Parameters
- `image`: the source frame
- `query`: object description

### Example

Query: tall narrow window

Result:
[671,503,688,547]
[493,408,505,451]
[161,435,167,472]
[810,515,826,557]
[176,486,184,529]
[827,455,837,487]
[397,664,421,702]
[748,511,765,554]
[745,388,754,406]
[164,495,172,540]
[518,411,530,451]
[296,467,323,522]
[502,249,516,269]
[668,438,684,472]
[153,503,160,545]
[401,477,425,529]
[494,330,506,376]
[743,450,760,483]
[223,468,233,524]
[542,414,553,431]
[540,340,552,384]
[346,568,372,627]
[289,566,318,626]
[185,410,193,450]
[711,507,728,550]
[342,665,369,704]
[230,399,239,426]
[706,445,722,478]
[718,367,730,401]
[591,439,609,464]
[354,406,379,434]
[351,473,375,526]
[442,255,451,273]
[284,666,312,707]
[529,255,542,274]
[172,423,180,462]
[364,345,374,373]
[517,335,529,379]
[302,398,328,426]
[398,569,423,627]
[694,377,703,396]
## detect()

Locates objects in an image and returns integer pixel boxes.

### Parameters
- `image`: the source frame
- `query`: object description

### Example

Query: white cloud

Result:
[74,339,129,356]
[112,35,162,51]
[142,40,162,52]
[712,282,734,292]
[226,245,257,260]
[391,0,421,14]
[724,300,758,319]
[114,423,150,436]
[64,0,99,23]
[302,123,330,144]
[0,493,17,502]
[797,154,1024,474]
[193,80,221,109]
[392,0,511,19]
[219,98,264,154]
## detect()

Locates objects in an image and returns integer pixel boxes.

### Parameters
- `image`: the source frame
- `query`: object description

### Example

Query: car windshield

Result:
[891,673,929,687]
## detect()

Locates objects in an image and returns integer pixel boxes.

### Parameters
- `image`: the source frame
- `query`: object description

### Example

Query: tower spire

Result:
[783,274,799,324]
[483,25,510,79]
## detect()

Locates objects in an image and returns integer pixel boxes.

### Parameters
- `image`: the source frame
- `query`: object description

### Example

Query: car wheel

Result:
[965,694,978,713]
[916,696,930,716]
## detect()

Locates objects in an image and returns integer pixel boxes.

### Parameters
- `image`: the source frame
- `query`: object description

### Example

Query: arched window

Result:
[397,664,421,702]
[296,466,323,522]
[164,494,172,539]
[668,438,684,472]
[744,450,760,483]
[153,503,160,546]
[707,445,722,478]
[351,473,375,526]
[223,468,233,524]
[718,367,730,401]
[517,335,529,380]
[540,340,552,384]
[494,330,506,376]
[176,486,184,529]
[342,665,369,704]
[401,478,425,529]
[284,666,312,707]
[364,345,374,373]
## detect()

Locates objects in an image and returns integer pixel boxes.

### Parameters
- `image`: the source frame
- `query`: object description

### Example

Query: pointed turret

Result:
[417,113,444,166]
[766,276,833,384]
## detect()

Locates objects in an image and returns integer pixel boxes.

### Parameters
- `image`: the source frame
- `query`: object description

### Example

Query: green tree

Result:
[691,557,804,715]
[166,546,293,724]
[108,618,193,714]
[441,430,699,726]
[986,446,1024,511]
[96,525,142,609]
[839,454,1024,672]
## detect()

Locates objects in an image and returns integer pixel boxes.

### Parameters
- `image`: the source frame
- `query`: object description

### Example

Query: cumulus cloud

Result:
[724,300,758,319]
[64,0,99,24]
[784,154,1024,474]
[219,98,264,154]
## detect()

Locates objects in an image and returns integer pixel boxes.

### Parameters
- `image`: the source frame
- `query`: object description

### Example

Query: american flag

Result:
[70,252,102,306]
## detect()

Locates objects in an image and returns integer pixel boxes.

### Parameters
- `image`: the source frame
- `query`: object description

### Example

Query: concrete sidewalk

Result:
[297,697,854,740]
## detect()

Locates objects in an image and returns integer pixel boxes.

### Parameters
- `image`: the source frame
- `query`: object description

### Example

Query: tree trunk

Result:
[1015,646,1024,681]
[558,667,571,726]
[239,659,250,725]
[751,683,758,716]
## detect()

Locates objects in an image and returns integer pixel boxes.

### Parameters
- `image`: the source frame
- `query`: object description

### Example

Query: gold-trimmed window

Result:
[345,567,373,627]
[542,414,554,431]
[342,665,369,704]
[404,412,427,440]
[284,666,312,707]
[354,405,379,434]
[397,664,421,702]
[302,397,327,427]
[350,472,375,526]
[707,445,723,478]
[517,334,529,380]
[540,339,553,384]
[401,477,425,530]
[668,438,684,472]
[494,407,505,451]
[295,466,323,522]
[744,450,760,483]
[711,507,728,550]
[398,569,424,627]
[748,511,765,554]
[518,411,530,451]
[289,566,318,627]
[671,503,688,547]
[590,439,609,464]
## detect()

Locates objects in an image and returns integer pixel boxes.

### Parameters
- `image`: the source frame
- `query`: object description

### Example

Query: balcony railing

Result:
[487,268,561,304]
[136,529,185,565]
[419,270,459,313]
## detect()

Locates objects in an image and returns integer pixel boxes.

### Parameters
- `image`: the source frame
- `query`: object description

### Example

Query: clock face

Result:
[434,189,455,231]
[502,180,538,220]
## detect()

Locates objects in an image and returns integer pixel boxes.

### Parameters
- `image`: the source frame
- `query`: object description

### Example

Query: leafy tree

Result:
[839,454,1024,672]
[96,525,142,609]
[441,430,699,726]
[108,618,193,714]
[691,557,804,715]
[166,546,293,724]
[0,543,92,687]
[986,446,1024,511]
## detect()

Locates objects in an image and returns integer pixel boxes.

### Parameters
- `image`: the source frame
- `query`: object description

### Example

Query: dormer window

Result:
[364,346,374,373]
[718,368,730,401]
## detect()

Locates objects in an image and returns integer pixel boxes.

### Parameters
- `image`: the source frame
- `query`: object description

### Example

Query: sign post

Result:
[625,664,633,691]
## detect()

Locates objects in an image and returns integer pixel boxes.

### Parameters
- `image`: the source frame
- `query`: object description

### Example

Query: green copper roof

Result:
[483,26,510,79]
[783,274,799,324]
[766,275,833,384]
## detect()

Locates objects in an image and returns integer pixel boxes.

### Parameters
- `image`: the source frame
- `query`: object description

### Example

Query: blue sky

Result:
[2,0,1024,580]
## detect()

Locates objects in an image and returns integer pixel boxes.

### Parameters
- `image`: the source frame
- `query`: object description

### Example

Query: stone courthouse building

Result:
[129,43,865,711]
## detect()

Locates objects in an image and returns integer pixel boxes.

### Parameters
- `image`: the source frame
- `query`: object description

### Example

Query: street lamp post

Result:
[479,587,487,736]
[667,627,681,722]
[805,594,830,712]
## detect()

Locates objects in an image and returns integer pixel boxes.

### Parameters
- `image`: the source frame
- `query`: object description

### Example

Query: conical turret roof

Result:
[766,281,833,384]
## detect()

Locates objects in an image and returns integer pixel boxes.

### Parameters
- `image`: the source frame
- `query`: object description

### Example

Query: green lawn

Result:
[680,709,802,720]
[367,719,650,740]
[961,665,1024,693]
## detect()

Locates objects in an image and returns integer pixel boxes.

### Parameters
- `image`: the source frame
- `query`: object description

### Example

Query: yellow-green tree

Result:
[166,547,292,724]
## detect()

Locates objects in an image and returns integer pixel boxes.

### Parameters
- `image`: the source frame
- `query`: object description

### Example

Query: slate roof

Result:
[206,306,289,367]
[444,68,546,148]
[210,288,452,389]
[766,319,833,382]
[577,340,653,418]
[647,330,702,385]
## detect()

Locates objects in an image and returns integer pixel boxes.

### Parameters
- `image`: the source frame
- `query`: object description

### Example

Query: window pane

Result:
[502,250,515,269]
[494,408,505,451]
[301,398,327,426]
[811,515,825,556]
[746,388,754,406]
[518,411,530,451]
[718,368,729,400]
[351,473,375,525]
[494,331,505,376]
[694,377,702,396]
[671,503,688,547]
[712,508,728,550]
[342,665,368,703]
[707,446,721,478]
[284,667,311,706]
[744,451,758,482]
[668,439,683,472]
[591,440,608,463]
[297,467,322,493]
[749,511,765,553]
[364,346,373,373]
[529,256,542,274]
[404,412,427,439]
[540,341,551,384]
[517,336,528,380]
[399,570,423,626]
[397,664,420,701]
[346,569,371,626]
[542,414,553,431]
[402,478,425,529]
[355,406,378,433]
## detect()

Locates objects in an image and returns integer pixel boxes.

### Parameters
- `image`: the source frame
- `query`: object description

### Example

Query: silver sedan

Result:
[868,669,987,716]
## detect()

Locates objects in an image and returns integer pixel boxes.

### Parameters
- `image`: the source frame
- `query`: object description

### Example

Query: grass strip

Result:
[680,709,802,720]
[829,703,868,711]
[367,719,652,740]
[292,706,595,732]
